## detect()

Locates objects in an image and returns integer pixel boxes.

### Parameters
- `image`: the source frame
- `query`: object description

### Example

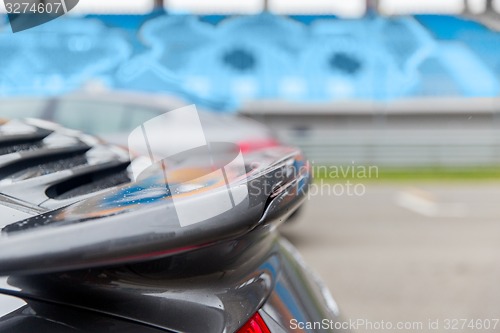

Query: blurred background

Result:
[1,0,500,332]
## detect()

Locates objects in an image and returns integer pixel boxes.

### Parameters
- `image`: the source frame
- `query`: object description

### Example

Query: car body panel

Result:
[0,235,345,333]
[0,293,165,333]
[0,118,345,332]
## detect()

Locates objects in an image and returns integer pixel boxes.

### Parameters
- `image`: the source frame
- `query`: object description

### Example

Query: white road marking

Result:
[395,188,467,217]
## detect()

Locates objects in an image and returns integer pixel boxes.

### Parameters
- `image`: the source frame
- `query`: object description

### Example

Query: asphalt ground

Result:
[283,182,500,333]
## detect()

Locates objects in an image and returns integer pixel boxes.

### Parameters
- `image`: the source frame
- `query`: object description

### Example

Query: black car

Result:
[0,118,348,332]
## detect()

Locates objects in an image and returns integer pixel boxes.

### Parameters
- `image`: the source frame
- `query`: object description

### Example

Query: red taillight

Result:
[237,312,271,333]
[237,139,280,154]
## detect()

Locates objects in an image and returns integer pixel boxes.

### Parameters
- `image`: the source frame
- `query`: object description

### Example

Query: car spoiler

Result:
[0,119,311,276]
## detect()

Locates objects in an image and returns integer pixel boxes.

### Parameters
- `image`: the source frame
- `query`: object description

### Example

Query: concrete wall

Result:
[240,98,500,167]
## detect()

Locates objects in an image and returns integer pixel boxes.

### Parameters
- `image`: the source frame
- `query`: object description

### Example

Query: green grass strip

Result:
[313,165,500,183]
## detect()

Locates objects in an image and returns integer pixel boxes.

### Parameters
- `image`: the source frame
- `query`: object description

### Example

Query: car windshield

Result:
[0,99,47,120]
[0,98,164,137]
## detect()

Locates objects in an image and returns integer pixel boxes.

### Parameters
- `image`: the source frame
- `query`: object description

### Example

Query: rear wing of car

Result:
[0,119,311,276]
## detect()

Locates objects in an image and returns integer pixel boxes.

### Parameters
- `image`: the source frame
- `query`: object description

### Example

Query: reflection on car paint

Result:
[127,105,250,227]
[0,238,282,333]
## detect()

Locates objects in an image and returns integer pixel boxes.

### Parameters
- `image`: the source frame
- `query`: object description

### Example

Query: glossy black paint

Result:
[0,119,306,276]
[0,233,347,332]
[0,119,348,332]
[0,294,165,333]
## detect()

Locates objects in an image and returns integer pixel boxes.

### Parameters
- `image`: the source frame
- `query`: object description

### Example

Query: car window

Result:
[0,100,46,120]
[52,100,128,135]
[52,100,165,136]
[123,107,163,132]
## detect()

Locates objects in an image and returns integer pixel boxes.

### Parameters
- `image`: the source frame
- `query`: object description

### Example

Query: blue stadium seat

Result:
[140,15,216,72]
[0,17,131,96]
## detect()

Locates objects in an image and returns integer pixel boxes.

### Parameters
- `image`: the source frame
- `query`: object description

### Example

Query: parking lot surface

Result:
[284,182,500,332]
